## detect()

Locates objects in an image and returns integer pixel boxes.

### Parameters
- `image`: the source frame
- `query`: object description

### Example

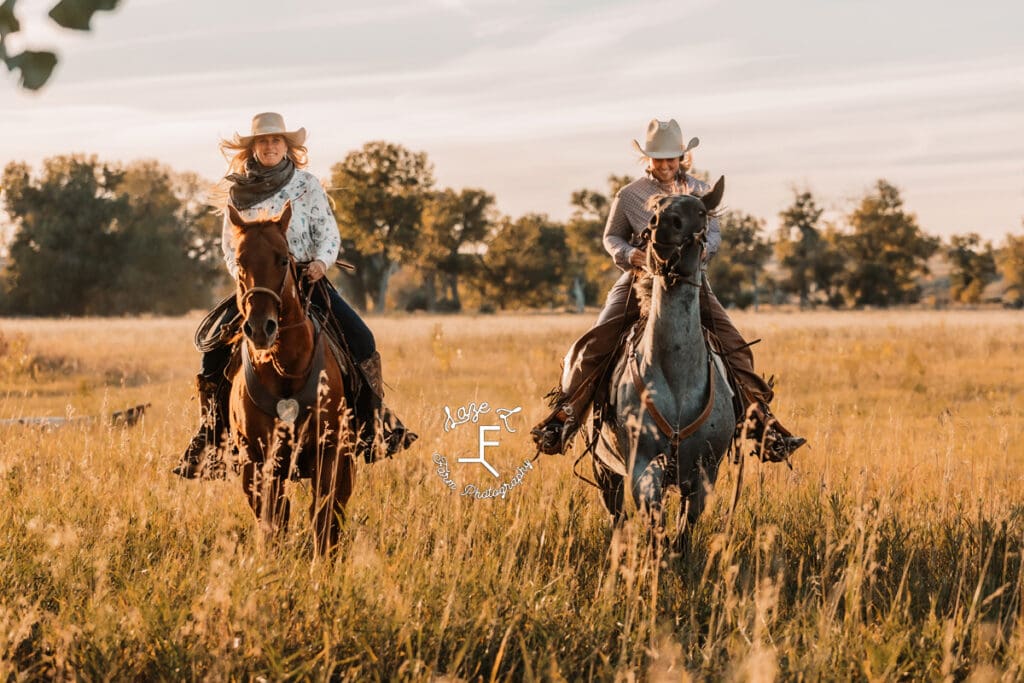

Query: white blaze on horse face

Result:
[254,135,288,168]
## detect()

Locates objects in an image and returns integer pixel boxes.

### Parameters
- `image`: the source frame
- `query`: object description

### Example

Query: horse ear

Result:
[277,201,293,233]
[701,176,725,212]
[227,204,246,230]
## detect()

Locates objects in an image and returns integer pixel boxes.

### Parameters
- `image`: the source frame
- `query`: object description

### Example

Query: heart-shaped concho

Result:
[276,398,300,423]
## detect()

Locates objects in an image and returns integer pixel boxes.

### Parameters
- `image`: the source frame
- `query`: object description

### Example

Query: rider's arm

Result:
[307,179,341,271]
[705,213,721,262]
[603,193,640,271]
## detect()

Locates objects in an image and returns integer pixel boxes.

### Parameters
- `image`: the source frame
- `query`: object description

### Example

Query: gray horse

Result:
[590,177,735,537]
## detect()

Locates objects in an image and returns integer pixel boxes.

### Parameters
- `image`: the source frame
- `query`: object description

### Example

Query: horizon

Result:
[1,0,1022,242]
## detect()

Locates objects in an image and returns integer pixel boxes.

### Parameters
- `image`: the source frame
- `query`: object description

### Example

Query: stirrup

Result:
[531,408,575,456]
[742,402,806,463]
[531,421,565,455]
[173,433,208,479]
[173,434,228,480]
[751,426,806,463]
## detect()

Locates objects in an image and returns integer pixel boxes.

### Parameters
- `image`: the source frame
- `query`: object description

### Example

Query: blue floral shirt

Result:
[221,169,341,279]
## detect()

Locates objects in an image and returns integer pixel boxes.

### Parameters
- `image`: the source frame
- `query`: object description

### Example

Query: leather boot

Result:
[173,375,227,479]
[745,402,806,463]
[358,351,385,398]
[357,352,417,462]
[530,394,585,456]
[531,414,569,456]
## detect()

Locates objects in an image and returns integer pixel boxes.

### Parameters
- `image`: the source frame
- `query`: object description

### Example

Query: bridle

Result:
[238,256,319,379]
[238,256,313,333]
[645,219,708,289]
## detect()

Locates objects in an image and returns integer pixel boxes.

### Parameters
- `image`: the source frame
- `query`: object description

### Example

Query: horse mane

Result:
[632,269,655,318]
[644,193,674,223]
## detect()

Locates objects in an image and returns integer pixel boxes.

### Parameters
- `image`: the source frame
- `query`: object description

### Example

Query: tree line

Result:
[2,146,1023,316]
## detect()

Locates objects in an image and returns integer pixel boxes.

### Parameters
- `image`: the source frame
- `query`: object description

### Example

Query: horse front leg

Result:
[241,460,290,545]
[593,458,626,526]
[681,444,724,528]
[630,447,668,538]
[309,437,354,557]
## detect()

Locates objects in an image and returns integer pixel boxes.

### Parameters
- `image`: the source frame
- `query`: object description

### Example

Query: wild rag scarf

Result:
[226,157,295,210]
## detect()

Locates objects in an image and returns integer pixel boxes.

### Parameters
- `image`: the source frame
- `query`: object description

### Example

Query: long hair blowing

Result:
[209,137,310,211]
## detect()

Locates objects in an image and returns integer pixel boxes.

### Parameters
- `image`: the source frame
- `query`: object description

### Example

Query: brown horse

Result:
[226,202,354,556]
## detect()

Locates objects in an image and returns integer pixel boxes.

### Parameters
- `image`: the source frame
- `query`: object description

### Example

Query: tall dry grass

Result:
[1,310,1022,680]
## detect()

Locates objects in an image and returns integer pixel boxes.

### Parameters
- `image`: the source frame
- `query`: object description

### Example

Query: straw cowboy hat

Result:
[632,118,699,159]
[233,112,307,147]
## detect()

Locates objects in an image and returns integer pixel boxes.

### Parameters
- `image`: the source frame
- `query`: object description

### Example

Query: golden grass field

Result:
[1,310,1023,680]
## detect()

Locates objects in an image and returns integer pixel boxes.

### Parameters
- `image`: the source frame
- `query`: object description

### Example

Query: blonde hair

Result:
[219,135,308,174]
[209,136,310,211]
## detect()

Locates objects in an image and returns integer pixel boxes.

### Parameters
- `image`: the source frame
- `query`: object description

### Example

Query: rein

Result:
[646,225,707,288]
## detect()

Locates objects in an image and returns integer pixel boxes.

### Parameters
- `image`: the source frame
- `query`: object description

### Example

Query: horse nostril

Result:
[243,321,253,338]
[265,319,277,337]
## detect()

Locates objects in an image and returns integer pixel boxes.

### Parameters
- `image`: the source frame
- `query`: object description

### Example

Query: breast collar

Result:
[241,319,326,424]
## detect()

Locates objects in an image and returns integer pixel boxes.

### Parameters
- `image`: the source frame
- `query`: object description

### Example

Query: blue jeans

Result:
[310,282,375,361]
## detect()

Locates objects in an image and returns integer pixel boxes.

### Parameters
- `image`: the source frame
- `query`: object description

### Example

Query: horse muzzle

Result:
[243,313,279,350]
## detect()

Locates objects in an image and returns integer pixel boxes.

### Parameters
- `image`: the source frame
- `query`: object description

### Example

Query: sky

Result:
[1,0,1022,243]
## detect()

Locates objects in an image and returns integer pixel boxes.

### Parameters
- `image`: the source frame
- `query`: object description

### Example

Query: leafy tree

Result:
[2,156,221,315]
[775,189,825,308]
[418,188,494,311]
[1,0,120,90]
[817,225,851,308]
[475,214,569,310]
[329,142,434,312]
[997,231,1024,307]
[707,210,772,309]
[843,180,938,307]
[2,156,125,314]
[564,174,632,310]
[109,161,222,313]
[174,171,229,294]
[946,232,997,304]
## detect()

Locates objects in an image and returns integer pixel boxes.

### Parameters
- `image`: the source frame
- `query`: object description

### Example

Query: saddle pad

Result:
[711,351,734,401]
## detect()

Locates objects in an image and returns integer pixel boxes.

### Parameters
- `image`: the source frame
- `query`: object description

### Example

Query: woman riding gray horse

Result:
[531,118,805,462]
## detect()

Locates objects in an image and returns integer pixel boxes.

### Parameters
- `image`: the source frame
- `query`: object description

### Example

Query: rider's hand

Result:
[628,249,646,269]
[306,260,328,282]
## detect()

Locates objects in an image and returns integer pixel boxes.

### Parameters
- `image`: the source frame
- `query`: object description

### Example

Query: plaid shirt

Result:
[603,174,721,271]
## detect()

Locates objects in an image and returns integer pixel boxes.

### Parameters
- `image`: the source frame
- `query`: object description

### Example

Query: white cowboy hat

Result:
[632,118,699,159]
[233,112,307,147]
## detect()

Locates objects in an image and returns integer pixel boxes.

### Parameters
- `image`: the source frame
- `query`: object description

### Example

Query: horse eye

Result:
[278,256,289,267]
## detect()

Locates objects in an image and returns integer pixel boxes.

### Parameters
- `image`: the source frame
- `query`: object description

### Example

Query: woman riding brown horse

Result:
[227,202,352,555]
[173,112,415,480]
